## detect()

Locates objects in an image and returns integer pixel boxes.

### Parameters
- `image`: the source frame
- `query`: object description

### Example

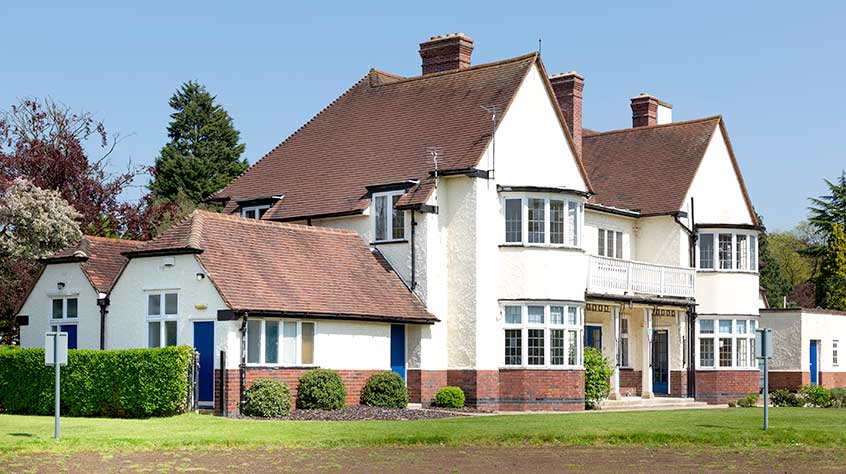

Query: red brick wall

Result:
[447,369,584,411]
[768,371,808,391]
[670,371,688,397]
[694,370,759,404]
[407,369,447,405]
[820,372,846,389]
[619,369,642,396]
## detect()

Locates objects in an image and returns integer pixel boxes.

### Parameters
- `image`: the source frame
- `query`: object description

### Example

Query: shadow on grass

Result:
[8,433,33,437]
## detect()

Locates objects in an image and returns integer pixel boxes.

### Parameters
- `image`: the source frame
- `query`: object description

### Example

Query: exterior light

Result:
[57,282,65,291]
[196,273,206,281]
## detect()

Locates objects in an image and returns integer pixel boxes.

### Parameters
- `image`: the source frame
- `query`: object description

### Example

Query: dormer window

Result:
[372,191,406,243]
[241,205,270,220]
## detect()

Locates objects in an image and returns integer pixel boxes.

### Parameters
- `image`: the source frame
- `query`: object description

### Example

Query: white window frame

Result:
[834,340,839,367]
[501,302,583,369]
[597,228,625,259]
[146,291,179,348]
[245,319,317,367]
[49,296,79,324]
[695,317,758,370]
[500,194,584,249]
[697,231,758,273]
[371,190,407,243]
[620,317,630,368]
[241,204,270,220]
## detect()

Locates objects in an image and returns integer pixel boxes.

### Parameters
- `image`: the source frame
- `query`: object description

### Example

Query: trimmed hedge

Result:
[434,386,465,408]
[360,372,408,408]
[0,346,194,418]
[296,368,346,410]
[243,378,292,417]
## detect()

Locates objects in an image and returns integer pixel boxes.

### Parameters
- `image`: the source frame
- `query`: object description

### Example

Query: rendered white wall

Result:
[656,104,673,125]
[635,216,685,267]
[585,210,636,260]
[313,320,392,370]
[17,263,100,350]
[696,272,760,316]
[761,311,803,371]
[800,312,846,373]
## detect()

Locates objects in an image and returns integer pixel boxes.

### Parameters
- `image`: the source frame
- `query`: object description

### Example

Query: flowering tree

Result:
[0,178,81,258]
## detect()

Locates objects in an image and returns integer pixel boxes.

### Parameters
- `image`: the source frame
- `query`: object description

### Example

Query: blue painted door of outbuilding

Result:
[390,324,406,381]
[60,325,77,350]
[810,340,819,385]
[193,321,214,407]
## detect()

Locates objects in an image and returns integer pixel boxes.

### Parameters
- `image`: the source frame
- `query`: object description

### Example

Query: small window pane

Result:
[719,319,733,334]
[265,321,279,364]
[551,329,565,365]
[505,329,522,365]
[247,320,261,364]
[736,338,748,367]
[750,235,758,271]
[282,322,297,364]
[736,234,748,270]
[391,195,405,240]
[52,299,64,319]
[527,306,544,324]
[148,294,161,316]
[598,229,606,256]
[550,306,564,325]
[504,306,522,324]
[301,322,315,365]
[621,337,629,367]
[736,320,747,334]
[699,338,714,367]
[699,320,714,334]
[374,195,388,241]
[568,330,579,365]
[719,234,733,269]
[165,321,177,346]
[527,199,545,243]
[505,199,522,243]
[527,329,545,365]
[148,321,161,348]
[66,298,78,318]
[568,306,578,325]
[699,234,714,269]
[606,231,615,259]
[258,207,269,219]
[621,318,629,335]
[165,293,178,315]
[568,201,578,246]
[750,320,758,332]
[550,200,565,244]
[615,231,623,259]
[719,338,733,367]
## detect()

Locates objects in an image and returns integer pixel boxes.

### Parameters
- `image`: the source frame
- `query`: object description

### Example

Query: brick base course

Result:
[618,369,642,396]
[820,372,846,389]
[670,370,688,397]
[406,369,447,404]
[767,371,808,391]
[446,369,584,411]
[695,370,759,404]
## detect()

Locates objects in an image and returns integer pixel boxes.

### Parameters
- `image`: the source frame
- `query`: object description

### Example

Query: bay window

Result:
[147,292,178,348]
[372,191,406,242]
[696,317,757,369]
[502,303,583,368]
[502,195,583,247]
[698,231,758,271]
[246,319,316,366]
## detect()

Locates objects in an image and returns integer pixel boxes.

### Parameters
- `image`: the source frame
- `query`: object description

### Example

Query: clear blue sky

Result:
[2,1,843,231]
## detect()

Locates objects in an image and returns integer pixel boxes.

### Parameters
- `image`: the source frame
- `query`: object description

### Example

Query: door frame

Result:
[585,325,603,351]
[192,320,215,408]
[652,327,670,395]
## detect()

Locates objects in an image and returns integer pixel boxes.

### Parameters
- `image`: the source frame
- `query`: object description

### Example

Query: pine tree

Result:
[149,81,247,203]
[808,171,846,238]
[815,223,846,310]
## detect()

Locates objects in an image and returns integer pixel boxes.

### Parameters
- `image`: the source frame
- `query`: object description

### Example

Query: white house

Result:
[17,33,764,412]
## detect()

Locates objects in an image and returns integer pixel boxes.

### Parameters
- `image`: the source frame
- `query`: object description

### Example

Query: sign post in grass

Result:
[756,328,773,431]
[45,332,68,440]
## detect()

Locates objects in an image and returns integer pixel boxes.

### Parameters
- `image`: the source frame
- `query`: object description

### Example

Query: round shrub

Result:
[242,378,292,417]
[770,389,801,407]
[584,346,613,409]
[360,372,409,408]
[434,386,465,408]
[296,368,347,410]
[736,394,758,408]
[798,384,833,407]
[830,387,846,408]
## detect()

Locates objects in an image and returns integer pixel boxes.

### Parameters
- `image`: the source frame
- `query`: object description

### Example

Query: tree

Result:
[0,178,81,258]
[149,81,247,203]
[768,231,813,288]
[808,171,846,239]
[815,223,846,311]
[758,215,792,308]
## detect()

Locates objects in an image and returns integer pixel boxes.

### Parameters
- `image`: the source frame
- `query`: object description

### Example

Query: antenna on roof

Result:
[481,105,500,179]
[426,146,443,193]
[538,36,542,56]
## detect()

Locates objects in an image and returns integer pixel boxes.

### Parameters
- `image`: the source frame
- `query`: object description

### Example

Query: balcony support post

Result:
[609,306,622,400]
[642,307,655,399]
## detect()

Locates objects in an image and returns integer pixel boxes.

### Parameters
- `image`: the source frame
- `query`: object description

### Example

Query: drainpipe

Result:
[96,293,109,350]
[410,211,417,291]
[239,313,247,413]
[687,305,697,399]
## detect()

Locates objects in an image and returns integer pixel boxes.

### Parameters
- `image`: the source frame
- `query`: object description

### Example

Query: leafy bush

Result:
[737,394,758,408]
[798,384,833,407]
[242,378,292,417]
[296,368,346,410]
[830,388,846,408]
[0,346,194,417]
[360,372,408,408]
[433,386,465,408]
[770,389,801,407]
[584,346,613,409]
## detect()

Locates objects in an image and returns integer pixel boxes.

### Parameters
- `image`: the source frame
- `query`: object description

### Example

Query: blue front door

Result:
[390,324,405,381]
[60,325,77,350]
[193,321,215,407]
[652,329,669,394]
[810,340,819,385]
[585,325,602,351]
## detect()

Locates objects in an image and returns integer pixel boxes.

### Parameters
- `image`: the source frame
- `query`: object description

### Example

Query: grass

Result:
[1,408,845,454]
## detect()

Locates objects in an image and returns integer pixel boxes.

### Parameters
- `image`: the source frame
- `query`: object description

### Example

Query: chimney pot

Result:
[419,33,474,75]
[631,93,673,127]
[550,71,584,156]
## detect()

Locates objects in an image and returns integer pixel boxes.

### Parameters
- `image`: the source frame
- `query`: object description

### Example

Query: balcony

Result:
[587,255,696,299]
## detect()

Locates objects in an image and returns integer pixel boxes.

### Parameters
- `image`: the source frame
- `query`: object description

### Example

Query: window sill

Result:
[371,239,408,245]
[499,243,584,251]
[245,364,319,369]
[694,367,759,371]
[49,319,78,324]
[500,365,583,370]
[696,269,759,275]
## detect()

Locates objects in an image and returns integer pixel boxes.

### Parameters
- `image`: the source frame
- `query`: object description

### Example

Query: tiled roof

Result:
[213,54,543,220]
[127,211,435,323]
[582,117,721,216]
[45,236,143,293]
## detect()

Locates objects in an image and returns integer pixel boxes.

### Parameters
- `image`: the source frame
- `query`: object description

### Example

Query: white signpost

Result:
[755,328,774,431]
[45,332,68,440]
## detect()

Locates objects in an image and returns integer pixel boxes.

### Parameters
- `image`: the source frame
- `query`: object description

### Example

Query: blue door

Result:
[652,330,669,394]
[585,325,602,351]
[193,321,215,407]
[390,324,405,381]
[810,340,819,385]
[60,325,77,350]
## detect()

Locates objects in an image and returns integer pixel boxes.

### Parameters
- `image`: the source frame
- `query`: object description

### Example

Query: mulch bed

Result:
[241,405,488,421]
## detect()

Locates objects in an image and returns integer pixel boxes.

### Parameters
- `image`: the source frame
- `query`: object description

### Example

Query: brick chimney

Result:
[550,71,584,156]
[631,93,673,127]
[419,33,474,75]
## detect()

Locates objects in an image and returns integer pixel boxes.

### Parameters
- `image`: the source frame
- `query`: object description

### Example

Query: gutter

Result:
[217,309,437,325]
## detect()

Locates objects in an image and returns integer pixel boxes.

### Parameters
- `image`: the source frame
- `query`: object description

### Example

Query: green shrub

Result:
[830,388,846,408]
[242,378,292,417]
[360,372,408,408]
[770,389,801,407]
[433,386,465,408]
[737,394,758,408]
[798,384,833,407]
[0,346,194,417]
[584,346,613,409]
[296,368,346,410]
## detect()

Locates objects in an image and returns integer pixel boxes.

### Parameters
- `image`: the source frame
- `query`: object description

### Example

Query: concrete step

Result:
[599,396,714,411]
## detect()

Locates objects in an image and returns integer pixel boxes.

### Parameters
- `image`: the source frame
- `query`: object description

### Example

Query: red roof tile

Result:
[45,236,143,293]
[128,211,434,323]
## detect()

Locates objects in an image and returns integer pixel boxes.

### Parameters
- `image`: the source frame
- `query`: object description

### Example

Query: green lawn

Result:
[1,408,845,454]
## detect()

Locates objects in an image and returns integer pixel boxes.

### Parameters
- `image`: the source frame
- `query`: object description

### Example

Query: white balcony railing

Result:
[587,255,696,299]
